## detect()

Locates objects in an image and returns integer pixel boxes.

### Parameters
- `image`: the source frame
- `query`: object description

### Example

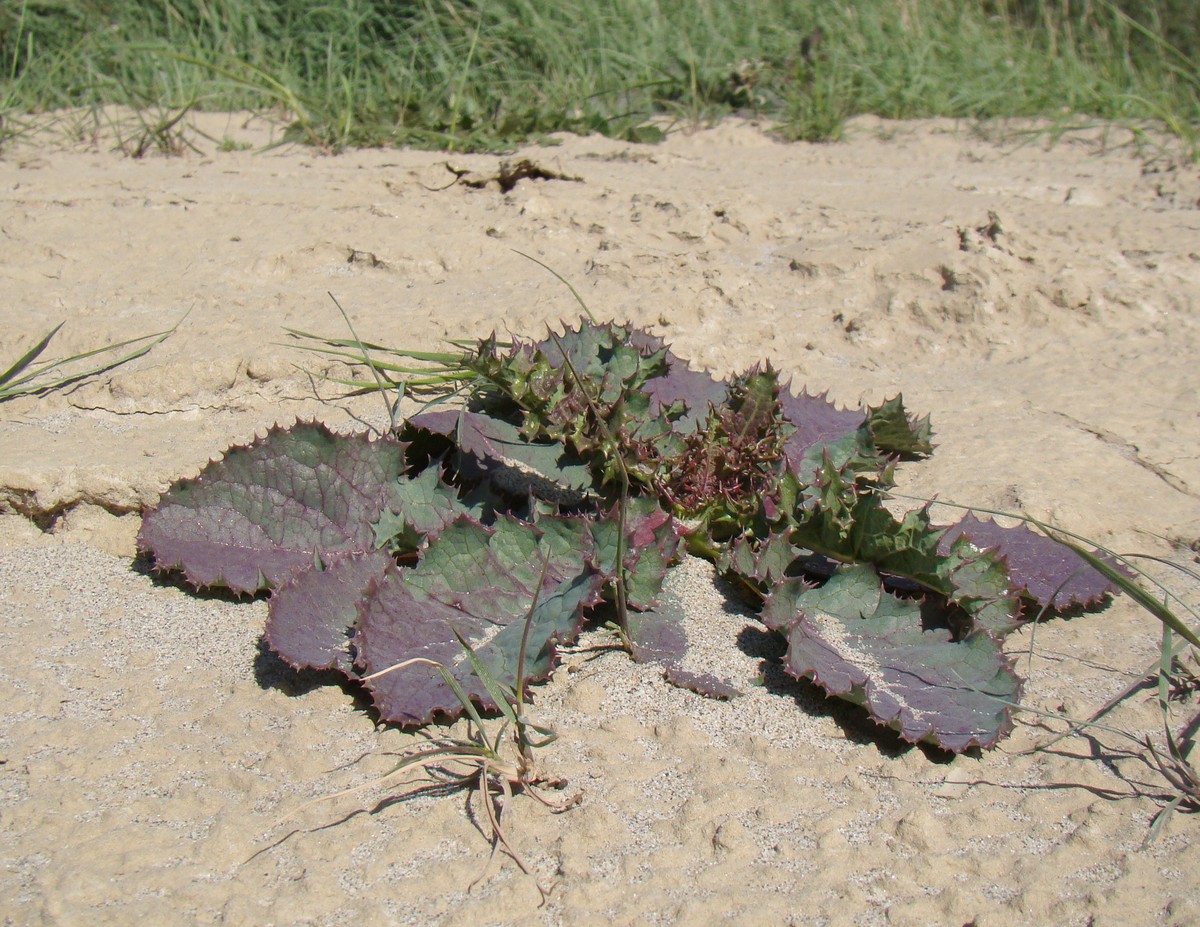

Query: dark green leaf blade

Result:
[2,318,181,401]
[371,464,473,554]
[585,496,683,610]
[402,408,595,500]
[718,530,804,588]
[0,323,63,388]
[866,394,934,457]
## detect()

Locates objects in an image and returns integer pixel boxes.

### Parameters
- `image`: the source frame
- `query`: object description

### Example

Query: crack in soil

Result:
[66,394,316,416]
[1048,410,1193,497]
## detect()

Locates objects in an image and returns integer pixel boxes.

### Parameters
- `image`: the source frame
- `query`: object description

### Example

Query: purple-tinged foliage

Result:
[606,497,684,609]
[660,367,788,519]
[474,320,683,490]
[940,535,1025,636]
[402,408,594,502]
[371,464,475,554]
[938,514,1128,610]
[778,391,931,486]
[138,318,1126,753]
[626,330,727,432]
[628,586,742,700]
[138,422,407,594]
[266,549,393,673]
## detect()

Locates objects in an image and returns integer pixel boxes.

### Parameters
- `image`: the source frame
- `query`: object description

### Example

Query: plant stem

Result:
[548,330,633,646]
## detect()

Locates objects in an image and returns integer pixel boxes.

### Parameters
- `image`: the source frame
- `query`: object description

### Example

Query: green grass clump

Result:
[1,0,1196,154]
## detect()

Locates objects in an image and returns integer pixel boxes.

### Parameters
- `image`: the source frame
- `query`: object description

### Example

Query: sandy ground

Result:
[1,111,1199,926]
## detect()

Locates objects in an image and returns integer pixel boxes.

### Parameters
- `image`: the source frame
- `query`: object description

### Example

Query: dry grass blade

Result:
[1015,578,1200,840]
[1005,692,1200,843]
[1142,726,1200,843]
[278,608,579,904]
[1145,734,1199,797]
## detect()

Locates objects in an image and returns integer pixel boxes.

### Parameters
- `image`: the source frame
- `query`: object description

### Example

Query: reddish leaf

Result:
[266,549,393,672]
[138,422,408,594]
[938,514,1128,610]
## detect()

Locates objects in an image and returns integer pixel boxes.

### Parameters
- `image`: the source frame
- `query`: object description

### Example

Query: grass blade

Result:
[284,327,470,364]
[0,315,184,402]
[1028,516,1200,650]
[325,293,399,432]
[0,322,63,389]
[448,624,520,729]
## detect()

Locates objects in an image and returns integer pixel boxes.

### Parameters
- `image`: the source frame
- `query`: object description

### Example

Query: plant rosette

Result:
[139,319,1128,752]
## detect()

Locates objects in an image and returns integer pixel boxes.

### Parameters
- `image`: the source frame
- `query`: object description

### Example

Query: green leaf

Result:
[867,394,933,457]
[355,515,607,726]
[718,530,803,589]
[942,537,1024,636]
[849,499,948,589]
[469,321,680,490]
[586,496,682,610]
[371,464,474,554]
[402,408,595,501]
[2,318,181,401]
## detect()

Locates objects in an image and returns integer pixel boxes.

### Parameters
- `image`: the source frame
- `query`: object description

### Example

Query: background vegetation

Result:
[1,0,1197,153]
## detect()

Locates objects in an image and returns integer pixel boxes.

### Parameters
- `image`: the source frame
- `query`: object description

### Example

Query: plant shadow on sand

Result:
[735,623,951,761]
[251,636,371,703]
[133,551,371,703]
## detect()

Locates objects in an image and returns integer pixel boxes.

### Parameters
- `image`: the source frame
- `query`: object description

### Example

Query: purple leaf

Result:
[937,514,1128,610]
[355,516,606,726]
[763,564,1020,752]
[628,331,728,431]
[778,388,867,479]
[628,583,742,700]
[266,549,393,672]
[138,422,408,594]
